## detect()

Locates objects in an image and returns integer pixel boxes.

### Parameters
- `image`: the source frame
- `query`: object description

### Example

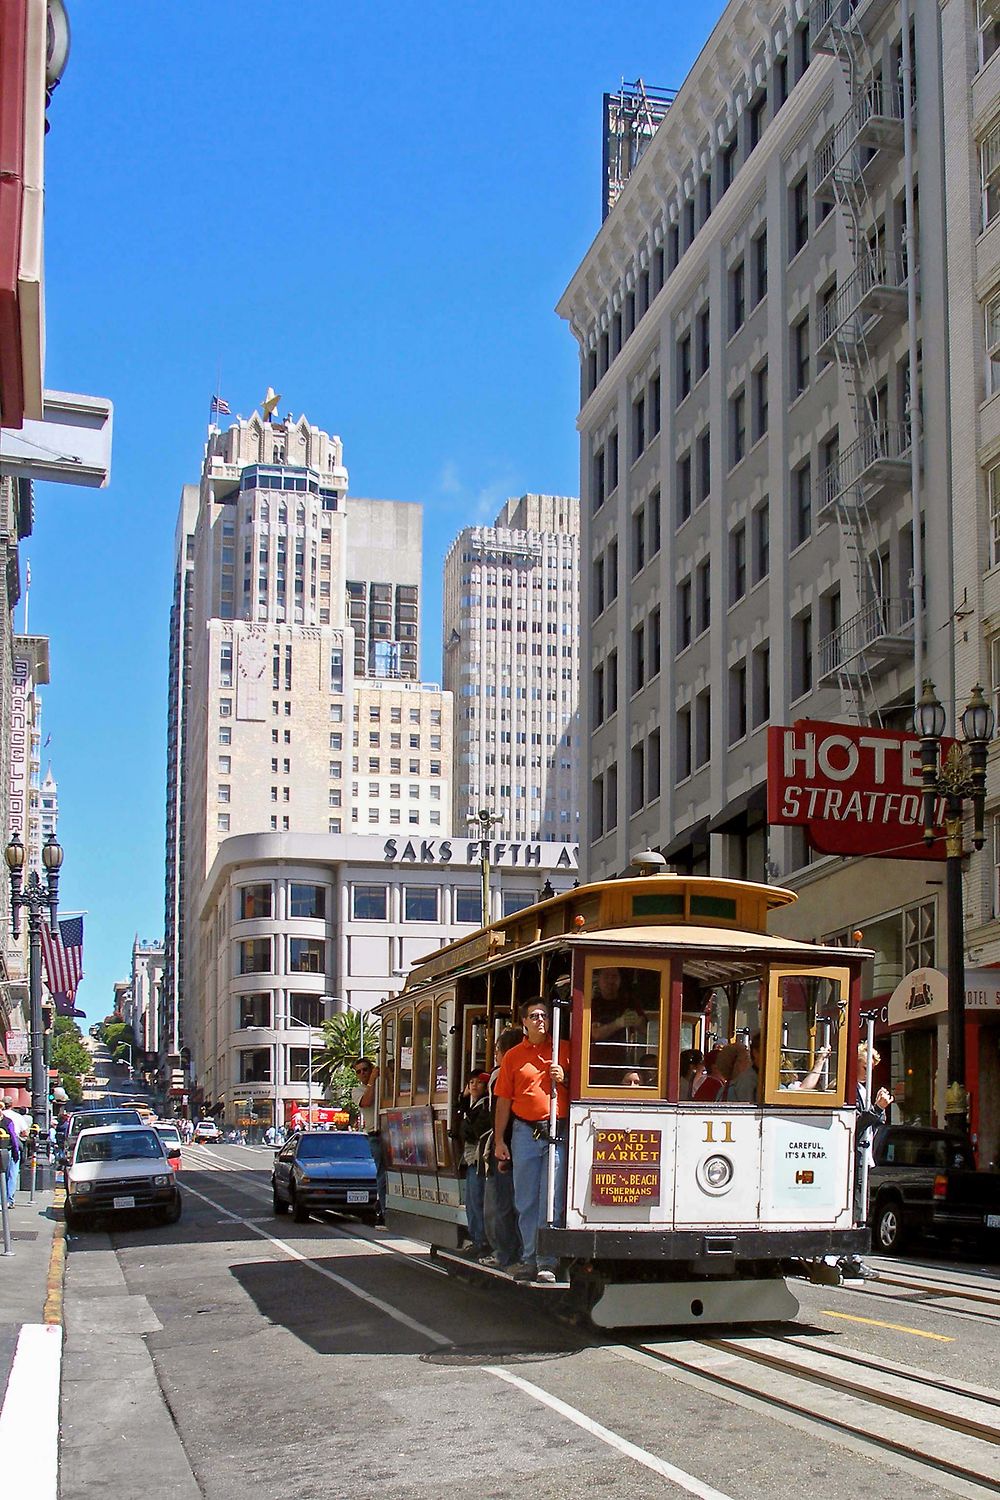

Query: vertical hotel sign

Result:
[8,655,29,840]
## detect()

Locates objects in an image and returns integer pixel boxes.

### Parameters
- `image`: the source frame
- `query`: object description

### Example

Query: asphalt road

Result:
[60,1146,1000,1500]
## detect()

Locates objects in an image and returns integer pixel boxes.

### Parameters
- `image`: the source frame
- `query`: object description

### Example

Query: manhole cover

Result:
[420,1344,574,1367]
[10,1231,38,1242]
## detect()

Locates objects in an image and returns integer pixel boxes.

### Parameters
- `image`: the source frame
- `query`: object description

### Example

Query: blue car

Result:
[271,1131,378,1223]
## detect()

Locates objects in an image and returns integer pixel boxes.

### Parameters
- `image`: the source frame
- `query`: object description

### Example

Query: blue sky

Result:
[26,2,714,1021]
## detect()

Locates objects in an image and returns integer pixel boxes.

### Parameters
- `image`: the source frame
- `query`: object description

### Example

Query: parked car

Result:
[868,1124,1000,1252]
[272,1131,378,1223]
[65,1125,182,1230]
[154,1123,183,1172]
[61,1107,143,1171]
[193,1119,221,1143]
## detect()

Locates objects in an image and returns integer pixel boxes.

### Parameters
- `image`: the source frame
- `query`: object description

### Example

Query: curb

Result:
[43,1186,66,1327]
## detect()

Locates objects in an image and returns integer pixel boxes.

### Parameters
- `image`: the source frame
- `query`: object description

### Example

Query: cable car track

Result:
[628,1331,1000,1494]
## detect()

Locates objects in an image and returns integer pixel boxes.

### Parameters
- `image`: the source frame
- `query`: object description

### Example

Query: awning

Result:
[661,818,710,860]
[0,1077,31,1108]
[707,783,767,834]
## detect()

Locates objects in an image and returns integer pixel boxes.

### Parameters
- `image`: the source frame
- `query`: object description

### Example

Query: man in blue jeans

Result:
[493,998,569,1284]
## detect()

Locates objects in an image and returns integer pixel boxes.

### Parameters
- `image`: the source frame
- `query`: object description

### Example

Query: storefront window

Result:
[890,1029,934,1125]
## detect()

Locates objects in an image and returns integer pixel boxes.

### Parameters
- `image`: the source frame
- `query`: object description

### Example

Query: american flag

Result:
[40,915,84,1001]
[210,395,231,415]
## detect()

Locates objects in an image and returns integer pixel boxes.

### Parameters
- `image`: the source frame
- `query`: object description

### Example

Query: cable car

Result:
[372,872,868,1327]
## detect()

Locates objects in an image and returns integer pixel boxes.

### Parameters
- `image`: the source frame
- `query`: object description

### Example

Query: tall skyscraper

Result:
[164,403,451,1113]
[443,493,581,844]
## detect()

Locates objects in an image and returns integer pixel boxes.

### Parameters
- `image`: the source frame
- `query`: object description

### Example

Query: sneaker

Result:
[456,1242,482,1258]
[535,1268,557,1284]
[839,1258,867,1280]
[509,1261,537,1281]
[479,1252,501,1268]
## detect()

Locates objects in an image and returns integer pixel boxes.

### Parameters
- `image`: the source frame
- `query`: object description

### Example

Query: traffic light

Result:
[41,1003,54,1035]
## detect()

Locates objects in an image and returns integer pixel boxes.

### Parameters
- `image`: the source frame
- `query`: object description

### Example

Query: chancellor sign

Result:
[767,722,952,861]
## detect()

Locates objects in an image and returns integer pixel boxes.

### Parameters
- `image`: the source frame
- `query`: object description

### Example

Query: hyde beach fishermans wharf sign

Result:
[591,1128,661,1207]
[767,722,953,861]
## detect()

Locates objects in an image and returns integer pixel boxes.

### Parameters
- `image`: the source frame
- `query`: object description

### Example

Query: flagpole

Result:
[22,559,29,635]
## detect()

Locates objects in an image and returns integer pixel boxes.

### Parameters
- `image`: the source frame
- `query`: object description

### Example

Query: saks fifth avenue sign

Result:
[382,838,579,869]
[767,722,953,861]
[7,656,29,841]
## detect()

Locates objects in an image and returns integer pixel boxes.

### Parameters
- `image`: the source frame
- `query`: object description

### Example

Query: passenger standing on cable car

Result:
[494,997,570,1284]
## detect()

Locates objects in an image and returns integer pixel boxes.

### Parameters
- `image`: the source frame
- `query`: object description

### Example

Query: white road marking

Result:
[182,1182,736,1496]
[487,1365,737,1500]
[0,1323,61,1499]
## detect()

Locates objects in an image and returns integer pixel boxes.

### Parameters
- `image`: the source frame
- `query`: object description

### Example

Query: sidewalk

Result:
[0,1168,64,1500]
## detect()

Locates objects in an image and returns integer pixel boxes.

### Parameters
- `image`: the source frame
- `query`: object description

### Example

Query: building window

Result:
[790,174,809,256]
[753,362,768,441]
[729,259,745,335]
[218,784,231,804]
[697,427,711,502]
[696,305,711,379]
[676,705,692,781]
[792,313,810,396]
[631,622,645,694]
[592,665,605,729]
[903,900,936,970]
[455,888,481,923]
[238,938,272,975]
[677,451,692,526]
[729,660,748,744]
[753,499,770,582]
[987,292,1000,395]
[696,558,711,636]
[217,814,230,831]
[289,883,325,919]
[677,577,692,650]
[591,775,604,839]
[289,938,325,974]
[980,0,1000,67]
[647,728,661,802]
[607,649,619,715]
[729,387,746,467]
[632,392,646,460]
[730,523,747,604]
[983,118,1000,230]
[677,332,692,400]
[649,606,661,679]
[608,538,619,600]
[606,762,618,830]
[219,642,233,687]
[792,611,813,698]
[630,741,645,815]
[219,727,231,745]
[649,373,661,436]
[239,1048,271,1084]
[631,505,646,575]
[239,993,270,1028]
[352,884,387,920]
[748,91,767,152]
[792,459,812,546]
[239,883,272,920]
[648,487,661,556]
[752,642,770,727]
[695,689,711,768]
[752,227,768,305]
[592,556,605,618]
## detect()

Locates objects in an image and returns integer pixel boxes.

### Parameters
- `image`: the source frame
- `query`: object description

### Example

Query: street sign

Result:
[4,1030,27,1060]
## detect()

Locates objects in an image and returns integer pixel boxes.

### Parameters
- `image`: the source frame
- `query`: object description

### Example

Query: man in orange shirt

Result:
[494,996,570,1283]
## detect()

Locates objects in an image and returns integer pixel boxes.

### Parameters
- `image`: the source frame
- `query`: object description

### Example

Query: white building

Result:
[443,493,581,843]
[165,403,454,1111]
[194,832,578,1131]
[558,0,968,1131]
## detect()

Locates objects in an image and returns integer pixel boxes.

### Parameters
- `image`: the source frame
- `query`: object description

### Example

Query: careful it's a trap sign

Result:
[591,1128,661,1207]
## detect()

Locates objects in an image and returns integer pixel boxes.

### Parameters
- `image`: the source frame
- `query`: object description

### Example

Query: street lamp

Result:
[286,1012,319,1125]
[468,807,499,927]
[4,833,62,1131]
[916,679,994,1133]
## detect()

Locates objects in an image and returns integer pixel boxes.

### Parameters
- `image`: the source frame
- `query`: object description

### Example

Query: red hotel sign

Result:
[767,722,953,861]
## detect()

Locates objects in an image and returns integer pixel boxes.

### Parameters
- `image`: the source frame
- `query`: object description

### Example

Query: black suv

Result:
[868,1125,976,1252]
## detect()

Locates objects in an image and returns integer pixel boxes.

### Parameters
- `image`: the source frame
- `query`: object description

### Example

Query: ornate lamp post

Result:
[4,832,63,1129]
[916,680,994,1133]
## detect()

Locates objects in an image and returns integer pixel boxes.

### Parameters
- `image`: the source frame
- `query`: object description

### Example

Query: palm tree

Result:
[313,1010,380,1092]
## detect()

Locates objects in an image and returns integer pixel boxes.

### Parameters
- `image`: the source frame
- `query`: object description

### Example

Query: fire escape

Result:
[809,0,916,723]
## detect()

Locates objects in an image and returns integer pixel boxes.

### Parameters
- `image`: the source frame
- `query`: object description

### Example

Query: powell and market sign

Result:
[767,721,953,862]
[382,838,579,869]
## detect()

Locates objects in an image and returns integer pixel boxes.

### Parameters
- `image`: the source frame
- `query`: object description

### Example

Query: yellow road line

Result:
[43,1186,66,1326]
[821,1309,954,1342]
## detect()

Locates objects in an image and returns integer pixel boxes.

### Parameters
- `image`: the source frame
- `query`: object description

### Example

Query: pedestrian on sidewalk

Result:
[0,1099,22,1208]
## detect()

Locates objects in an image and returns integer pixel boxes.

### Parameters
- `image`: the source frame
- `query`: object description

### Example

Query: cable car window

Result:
[414,1006,432,1097]
[586,964,664,1090]
[433,998,451,1097]
[382,1016,396,1104]
[397,1010,414,1096]
[763,968,848,1104]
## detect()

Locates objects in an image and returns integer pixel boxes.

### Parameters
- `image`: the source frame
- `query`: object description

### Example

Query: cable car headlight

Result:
[698,1154,734,1194]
